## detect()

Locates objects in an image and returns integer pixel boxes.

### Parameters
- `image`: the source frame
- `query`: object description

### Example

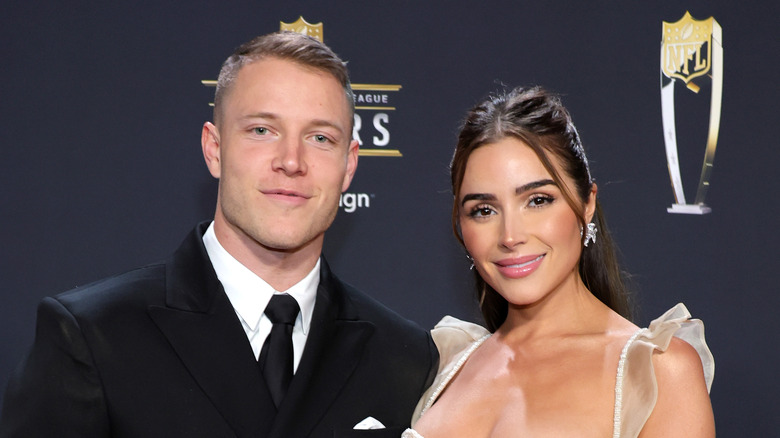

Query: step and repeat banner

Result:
[1,1,777,434]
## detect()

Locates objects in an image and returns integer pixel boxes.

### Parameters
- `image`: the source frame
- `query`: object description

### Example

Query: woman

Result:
[404,86,714,437]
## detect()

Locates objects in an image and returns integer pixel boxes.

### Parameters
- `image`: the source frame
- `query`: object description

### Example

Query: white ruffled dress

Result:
[403,303,714,438]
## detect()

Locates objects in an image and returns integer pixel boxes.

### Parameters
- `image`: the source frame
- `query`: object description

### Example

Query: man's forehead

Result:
[228,60,351,124]
[237,57,337,86]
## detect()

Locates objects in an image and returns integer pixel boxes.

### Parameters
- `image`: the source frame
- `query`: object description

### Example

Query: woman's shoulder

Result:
[635,303,714,390]
[652,335,707,378]
[616,303,715,437]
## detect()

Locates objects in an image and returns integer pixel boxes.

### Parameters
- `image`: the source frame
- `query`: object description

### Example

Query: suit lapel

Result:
[268,260,375,438]
[148,224,275,438]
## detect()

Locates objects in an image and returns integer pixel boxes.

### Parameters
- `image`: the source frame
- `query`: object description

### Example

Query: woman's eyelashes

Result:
[466,194,555,217]
[467,204,496,218]
[527,194,555,208]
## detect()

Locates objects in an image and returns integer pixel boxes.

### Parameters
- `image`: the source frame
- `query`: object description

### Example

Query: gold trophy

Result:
[661,12,723,214]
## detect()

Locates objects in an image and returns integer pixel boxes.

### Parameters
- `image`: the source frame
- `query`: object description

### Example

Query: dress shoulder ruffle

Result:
[615,303,714,437]
[410,316,490,425]
[401,428,424,438]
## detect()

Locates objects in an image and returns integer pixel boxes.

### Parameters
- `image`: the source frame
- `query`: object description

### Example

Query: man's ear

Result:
[341,139,360,192]
[201,122,221,179]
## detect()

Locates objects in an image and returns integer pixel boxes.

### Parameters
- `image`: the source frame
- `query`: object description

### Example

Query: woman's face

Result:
[458,137,595,308]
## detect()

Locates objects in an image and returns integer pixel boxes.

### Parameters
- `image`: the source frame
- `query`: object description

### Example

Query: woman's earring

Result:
[583,222,598,247]
[466,254,474,270]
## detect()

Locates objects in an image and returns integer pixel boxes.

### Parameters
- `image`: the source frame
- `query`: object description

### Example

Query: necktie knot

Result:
[260,294,299,408]
[265,294,299,325]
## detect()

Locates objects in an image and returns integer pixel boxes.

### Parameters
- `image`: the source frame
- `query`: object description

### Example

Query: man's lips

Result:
[261,188,311,199]
[261,189,312,205]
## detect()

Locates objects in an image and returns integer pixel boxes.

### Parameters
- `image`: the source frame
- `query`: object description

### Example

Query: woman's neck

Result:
[497,275,612,343]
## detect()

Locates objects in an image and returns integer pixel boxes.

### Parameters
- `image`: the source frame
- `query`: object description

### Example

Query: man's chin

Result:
[252,231,323,254]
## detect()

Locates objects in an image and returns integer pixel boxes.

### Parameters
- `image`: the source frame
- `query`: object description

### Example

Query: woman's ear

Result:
[585,183,598,223]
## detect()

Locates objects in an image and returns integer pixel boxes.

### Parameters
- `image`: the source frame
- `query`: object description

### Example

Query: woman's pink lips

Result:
[494,254,545,279]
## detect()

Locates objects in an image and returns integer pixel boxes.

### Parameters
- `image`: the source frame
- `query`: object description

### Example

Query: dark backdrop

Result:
[2,1,777,435]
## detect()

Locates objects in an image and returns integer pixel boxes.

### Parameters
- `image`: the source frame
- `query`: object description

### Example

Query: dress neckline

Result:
[612,328,644,437]
[414,328,646,438]
[418,333,491,417]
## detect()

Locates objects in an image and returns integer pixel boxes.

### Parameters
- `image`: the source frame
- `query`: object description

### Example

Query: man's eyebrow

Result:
[309,119,346,134]
[244,112,275,118]
[242,113,346,133]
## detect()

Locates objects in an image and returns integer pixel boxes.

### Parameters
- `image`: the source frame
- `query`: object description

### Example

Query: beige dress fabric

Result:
[403,303,714,438]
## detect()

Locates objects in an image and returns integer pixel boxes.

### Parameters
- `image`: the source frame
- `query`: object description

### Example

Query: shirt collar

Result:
[202,222,318,335]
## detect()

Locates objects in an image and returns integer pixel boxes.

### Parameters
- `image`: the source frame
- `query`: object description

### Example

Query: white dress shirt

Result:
[202,222,318,372]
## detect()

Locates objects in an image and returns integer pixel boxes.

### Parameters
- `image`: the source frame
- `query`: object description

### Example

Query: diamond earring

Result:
[583,222,598,247]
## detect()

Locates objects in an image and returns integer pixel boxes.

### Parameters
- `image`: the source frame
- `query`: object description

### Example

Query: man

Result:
[0,32,437,437]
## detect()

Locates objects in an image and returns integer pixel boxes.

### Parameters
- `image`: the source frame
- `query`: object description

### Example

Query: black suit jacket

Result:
[0,224,438,437]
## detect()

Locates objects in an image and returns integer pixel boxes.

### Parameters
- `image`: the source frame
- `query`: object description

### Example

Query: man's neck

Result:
[212,220,322,292]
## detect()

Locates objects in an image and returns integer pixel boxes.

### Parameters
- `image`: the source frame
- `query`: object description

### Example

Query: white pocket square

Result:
[353,416,385,430]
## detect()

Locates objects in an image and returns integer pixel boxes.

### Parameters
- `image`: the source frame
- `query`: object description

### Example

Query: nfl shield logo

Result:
[661,11,717,86]
[280,16,324,42]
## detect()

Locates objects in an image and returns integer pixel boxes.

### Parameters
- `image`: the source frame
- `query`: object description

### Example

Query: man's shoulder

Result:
[332,277,426,336]
[52,223,210,317]
[53,262,168,318]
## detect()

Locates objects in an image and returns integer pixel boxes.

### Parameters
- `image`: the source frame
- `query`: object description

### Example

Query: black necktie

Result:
[258,294,300,407]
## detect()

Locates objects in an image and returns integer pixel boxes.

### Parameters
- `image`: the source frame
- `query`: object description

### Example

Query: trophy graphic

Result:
[660,12,723,214]
[280,16,323,42]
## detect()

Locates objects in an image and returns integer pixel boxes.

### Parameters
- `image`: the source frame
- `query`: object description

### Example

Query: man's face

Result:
[202,57,358,255]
